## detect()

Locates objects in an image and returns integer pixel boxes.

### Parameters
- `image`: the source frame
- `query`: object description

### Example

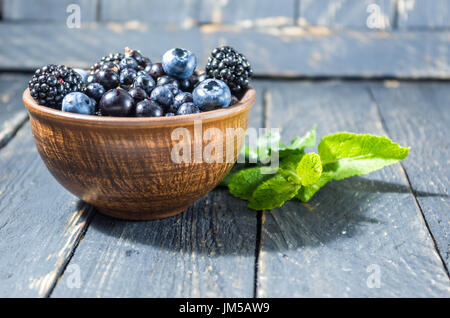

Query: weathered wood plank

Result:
[0,23,448,78]
[199,0,295,26]
[2,0,98,22]
[256,81,450,297]
[50,82,266,297]
[100,0,199,26]
[398,0,450,29]
[0,74,29,148]
[299,0,395,30]
[0,121,94,297]
[369,81,450,268]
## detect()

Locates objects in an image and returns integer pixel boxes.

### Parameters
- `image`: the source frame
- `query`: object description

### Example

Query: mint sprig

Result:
[220,127,410,210]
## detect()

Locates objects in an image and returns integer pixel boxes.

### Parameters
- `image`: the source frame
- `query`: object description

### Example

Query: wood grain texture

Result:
[99,0,200,26]
[24,88,256,220]
[256,81,450,297]
[50,82,266,297]
[0,24,449,78]
[2,0,98,22]
[369,81,450,267]
[0,121,94,297]
[397,0,450,29]
[0,74,29,148]
[299,0,395,29]
[199,0,295,26]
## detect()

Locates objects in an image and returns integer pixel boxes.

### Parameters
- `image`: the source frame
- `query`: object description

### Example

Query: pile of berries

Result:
[28,46,253,117]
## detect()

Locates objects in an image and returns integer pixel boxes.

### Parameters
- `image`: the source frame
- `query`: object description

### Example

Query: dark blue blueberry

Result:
[100,62,120,73]
[162,48,197,79]
[173,92,193,109]
[165,112,175,117]
[157,75,179,87]
[85,82,105,102]
[150,85,174,107]
[194,73,208,87]
[62,92,95,115]
[164,83,179,96]
[73,68,88,83]
[119,68,137,86]
[135,100,163,117]
[99,88,134,116]
[147,62,165,80]
[230,95,239,106]
[86,73,96,84]
[193,78,231,111]
[128,87,148,103]
[94,69,120,90]
[136,70,148,77]
[119,57,138,70]
[132,74,156,95]
[176,102,200,115]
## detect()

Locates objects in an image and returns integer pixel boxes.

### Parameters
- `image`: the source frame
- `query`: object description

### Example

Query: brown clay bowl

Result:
[23,88,256,220]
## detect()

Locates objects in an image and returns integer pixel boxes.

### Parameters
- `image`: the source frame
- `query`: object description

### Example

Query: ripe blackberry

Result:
[91,52,124,73]
[28,64,84,109]
[205,46,253,95]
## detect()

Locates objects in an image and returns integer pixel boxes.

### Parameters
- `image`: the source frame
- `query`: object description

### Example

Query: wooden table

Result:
[0,0,449,298]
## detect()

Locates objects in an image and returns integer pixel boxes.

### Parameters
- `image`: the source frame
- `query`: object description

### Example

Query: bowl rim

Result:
[23,87,256,128]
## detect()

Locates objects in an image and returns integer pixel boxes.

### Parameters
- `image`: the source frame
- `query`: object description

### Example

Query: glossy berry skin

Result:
[162,48,197,79]
[119,68,137,86]
[164,83,179,96]
[135,100,163,117]
[74,68,88,83]
[157,75,179,87]
[94,69,120,91]
[150,85,174,107]
[100,62,120,73]
[193,78,231,111]
[176,102,200,115]
[173,92,193,109]
[128,87,148,103]
[119,57,138,70]
[86,73,95,84]
[146,62,165,80]
[85,82,105,102]
[99,88,134,116]
[195,73,207,87]
[165,112,175,117]
[62,92,95,115]
[132,74,156,95]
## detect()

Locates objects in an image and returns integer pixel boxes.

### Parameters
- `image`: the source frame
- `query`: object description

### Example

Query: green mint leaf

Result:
[296,153,322,186]
[228,167,273,200]
[248,172,301,210]
[279,125,316,158]
[297,133,410,202]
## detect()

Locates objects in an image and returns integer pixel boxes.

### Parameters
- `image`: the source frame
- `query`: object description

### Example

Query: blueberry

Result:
[62,92,95,115]
[176,102,200,115]
[230,95,239,106]
[146,62,165,80]
[119,57,138,70]
[150,85,174,108]
[99,88,134,116]
[162,48,197,79]
[135,100,163,117]
[136,70,148,77]
[193,78,231,111]
[86,73,95,84]
[132,74,156,95]
[85,82,105,102]
[100,62,120,73]
[73,68,88,83]
[164,83,179,96]
[179,77,193,91]
[173,92,193,109]
[195,73,208,87]
[120,68,137,86]
[94,69,120,90]
[165,112,175,117]
[157,75,179,87]
[128,87,148,103]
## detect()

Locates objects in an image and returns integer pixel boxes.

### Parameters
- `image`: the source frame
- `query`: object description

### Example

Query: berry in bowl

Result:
[23,46,256,220]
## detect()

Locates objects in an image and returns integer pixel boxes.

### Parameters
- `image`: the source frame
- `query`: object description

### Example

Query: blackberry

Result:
[91,52,124,73]
[205,46,253,95]
[28,64,84,109]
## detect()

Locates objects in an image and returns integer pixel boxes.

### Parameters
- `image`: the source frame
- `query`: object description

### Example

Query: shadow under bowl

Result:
[23,88,256,220]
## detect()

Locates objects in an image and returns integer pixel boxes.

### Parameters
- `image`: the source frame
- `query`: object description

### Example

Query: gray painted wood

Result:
[0,121,94,297]
[50,82,265,297]
[0,74,29,148]
[100,0,200,26]
[370,81,450,268]
[299,0,395,30]
[2,0,98,22]
[0,23,449,78]
[199,0,295,26]
[398,0,450,29]
[256,81,450,297]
